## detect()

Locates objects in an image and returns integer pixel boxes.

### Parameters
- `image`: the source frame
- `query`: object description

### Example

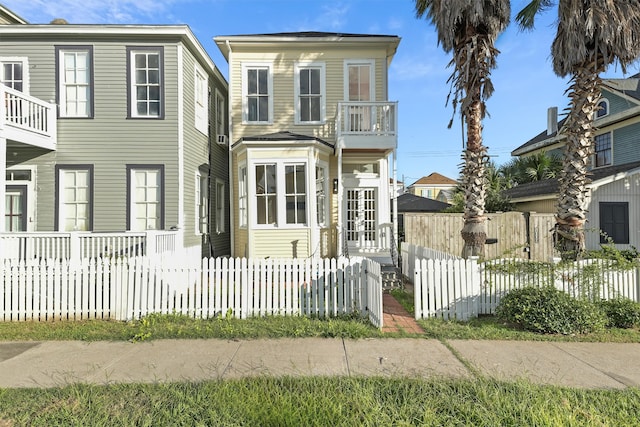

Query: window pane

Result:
[265,164,276,193]
[149,86,160,101]
[258,96,268,121]
[296,166,305,193]
[148,70,159,84]
[258,69,268,94]
[148,54,159,68]
[248,69,257,94]
[300,100,310,122]
[135,54,146,68]
[300,69,309,95]
[310,69,320,94]
[136,70,147,84]
[310,98,320,121]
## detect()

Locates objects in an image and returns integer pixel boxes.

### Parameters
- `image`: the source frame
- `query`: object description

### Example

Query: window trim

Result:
[250,159,309,229]
[195,171,209,236]
[215,178,226,233]
[0,56,29,93]
[194,63,209,135]
[126,164,165,231]
[594,132,613,168]
[596,98,609,119]
[294,61,326,124]
[126,46,165,119]
[55,45,94,119]
[315,161,329,227]
[344,59,375,102]
[238,163,248,229]
[241,62,273,124]
[54,164,94,232]
[599,202,629,244]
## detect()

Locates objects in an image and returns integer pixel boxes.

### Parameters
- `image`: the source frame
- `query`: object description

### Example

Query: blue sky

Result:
[4,0,637,185]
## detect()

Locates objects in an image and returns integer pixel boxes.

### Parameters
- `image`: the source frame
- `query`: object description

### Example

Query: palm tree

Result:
[517,1,640,260]
[415,0,510,258]
[501,151,562,186]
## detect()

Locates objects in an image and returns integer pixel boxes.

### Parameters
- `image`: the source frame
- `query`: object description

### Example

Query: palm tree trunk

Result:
[461,99,487,258]
[555,59,603,260]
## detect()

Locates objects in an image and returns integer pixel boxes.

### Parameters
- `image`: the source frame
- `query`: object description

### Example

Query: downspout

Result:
[226,39,235,257]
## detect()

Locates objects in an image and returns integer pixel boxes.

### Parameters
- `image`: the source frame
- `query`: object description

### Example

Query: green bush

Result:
[598,298,640,328]
[496,286,606,335]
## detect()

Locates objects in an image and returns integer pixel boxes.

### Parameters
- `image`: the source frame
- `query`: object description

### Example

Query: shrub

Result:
[496,286,606,335]
[598,298,640,328]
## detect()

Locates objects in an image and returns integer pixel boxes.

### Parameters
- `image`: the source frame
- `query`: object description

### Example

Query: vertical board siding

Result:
[0,256,383,328]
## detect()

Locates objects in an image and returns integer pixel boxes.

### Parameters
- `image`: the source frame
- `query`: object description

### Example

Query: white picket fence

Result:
[0,256,383,328]
[413,257,640,321]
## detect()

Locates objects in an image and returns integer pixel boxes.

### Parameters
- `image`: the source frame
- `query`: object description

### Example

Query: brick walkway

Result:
[382,293,424,334]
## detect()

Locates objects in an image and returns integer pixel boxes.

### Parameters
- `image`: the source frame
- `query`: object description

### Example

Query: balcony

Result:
[335,101,397,151]
[0,84,57,150]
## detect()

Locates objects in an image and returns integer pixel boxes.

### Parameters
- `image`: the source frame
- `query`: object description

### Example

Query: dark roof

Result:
[511,117,567,155]
[397,193,450,213]
[218,31,398,38]
[233,131,334,149]
[504,160,640,199]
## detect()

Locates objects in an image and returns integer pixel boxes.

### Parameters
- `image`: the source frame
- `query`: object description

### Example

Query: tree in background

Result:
[415,0,510,258]
[517,0,640,260]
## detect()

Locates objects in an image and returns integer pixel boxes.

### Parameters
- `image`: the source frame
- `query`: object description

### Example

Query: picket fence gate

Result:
[0,256,383,328]
[413,258,640,321]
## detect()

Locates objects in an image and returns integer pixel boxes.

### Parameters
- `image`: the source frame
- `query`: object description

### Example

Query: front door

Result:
[5,185,27,232]
[345,187,377,250]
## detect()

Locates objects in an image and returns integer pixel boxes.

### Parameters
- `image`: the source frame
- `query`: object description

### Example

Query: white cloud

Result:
[2,0,190,24]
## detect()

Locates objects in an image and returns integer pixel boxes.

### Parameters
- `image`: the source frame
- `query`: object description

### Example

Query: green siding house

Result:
[0,6,230,261]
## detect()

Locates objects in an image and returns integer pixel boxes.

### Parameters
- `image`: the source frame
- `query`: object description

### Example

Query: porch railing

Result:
[336,101,397,136]
[0,231,178,263]
[0,84,57,144]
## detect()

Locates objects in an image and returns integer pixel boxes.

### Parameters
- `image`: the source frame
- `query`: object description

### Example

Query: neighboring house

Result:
[506,74,640,250]
[407,172,457,203]
[0,9,230,260]
[214,32,400,260]
[395,193,450,241]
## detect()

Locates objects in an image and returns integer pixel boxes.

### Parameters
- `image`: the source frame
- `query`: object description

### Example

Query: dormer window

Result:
[596,98,609,118]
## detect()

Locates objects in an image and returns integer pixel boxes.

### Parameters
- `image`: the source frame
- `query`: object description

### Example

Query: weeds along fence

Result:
[413,257,640,321]
[0,256,383,328]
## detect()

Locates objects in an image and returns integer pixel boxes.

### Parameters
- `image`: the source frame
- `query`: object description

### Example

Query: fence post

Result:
[69,232,81,265]
[145,230,157,258]
[469,256,481,318]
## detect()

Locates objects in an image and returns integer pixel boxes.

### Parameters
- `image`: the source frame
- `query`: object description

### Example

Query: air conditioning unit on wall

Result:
[216,134,228,145]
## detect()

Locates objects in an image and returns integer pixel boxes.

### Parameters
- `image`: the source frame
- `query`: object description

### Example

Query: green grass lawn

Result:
[2,377,639,426]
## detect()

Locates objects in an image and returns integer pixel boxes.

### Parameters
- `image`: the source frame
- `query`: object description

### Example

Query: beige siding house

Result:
[1,10,230,260]
[214,32,400,260]
[407,172,457,203]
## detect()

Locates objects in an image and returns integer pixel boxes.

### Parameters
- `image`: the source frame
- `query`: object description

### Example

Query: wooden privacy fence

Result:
[1,256,383,328]
[413,258,640,321]
[403,212,556,262]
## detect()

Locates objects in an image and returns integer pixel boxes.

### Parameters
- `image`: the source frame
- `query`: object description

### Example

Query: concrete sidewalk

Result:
[1,338,639,389]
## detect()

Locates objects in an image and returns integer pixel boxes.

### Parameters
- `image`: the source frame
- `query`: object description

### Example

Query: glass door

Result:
[5,185,27,232]
[345,188,377,249]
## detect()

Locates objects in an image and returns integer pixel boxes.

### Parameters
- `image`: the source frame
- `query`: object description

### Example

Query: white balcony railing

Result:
[0,231,178,264]
[0,84,57,149]
[336,101,397,137]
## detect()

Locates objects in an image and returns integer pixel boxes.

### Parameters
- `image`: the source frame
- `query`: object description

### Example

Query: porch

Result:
[0,231,179,263]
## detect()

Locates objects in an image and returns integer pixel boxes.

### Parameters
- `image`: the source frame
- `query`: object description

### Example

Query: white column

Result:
[337,147,343,257]
[392,149,398,244]
[0,137,6,233]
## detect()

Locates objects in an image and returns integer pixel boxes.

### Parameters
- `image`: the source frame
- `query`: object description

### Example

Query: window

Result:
[252,161,309,227]
[56,47,92,118]
[194,65,208,134]
[128,47,163,118]
[594,133,612,167]
[215,90,226,137]
[600,202,629,244]
[255,164,277,225]
[56,166,93,231]
[285,164,307,224]
[127,165,164,231]
[596,98,609,118]
[238,165,248,228]
[242,63,272,123]
[196,172,209,235]
[295,62,325,123]
[0,58,28,92]
[215,179,225,233]
[315,165,327,226]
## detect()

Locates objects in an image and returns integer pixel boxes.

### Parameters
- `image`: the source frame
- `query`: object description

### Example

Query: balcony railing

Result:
[0,84,57,150]
[336,101,397,137]
[0,231,178,264]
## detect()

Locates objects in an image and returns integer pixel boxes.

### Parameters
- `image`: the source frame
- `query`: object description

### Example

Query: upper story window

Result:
[242,63,272,124]
[596,98,609,119]
[345,60,374,102]
[594,132,612,167]
[295,62,325,124]
[215,89,226,137]
[194,64,208,135]
[127,47,164,119]
[0,57,28,92]
[56,46,93,118]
